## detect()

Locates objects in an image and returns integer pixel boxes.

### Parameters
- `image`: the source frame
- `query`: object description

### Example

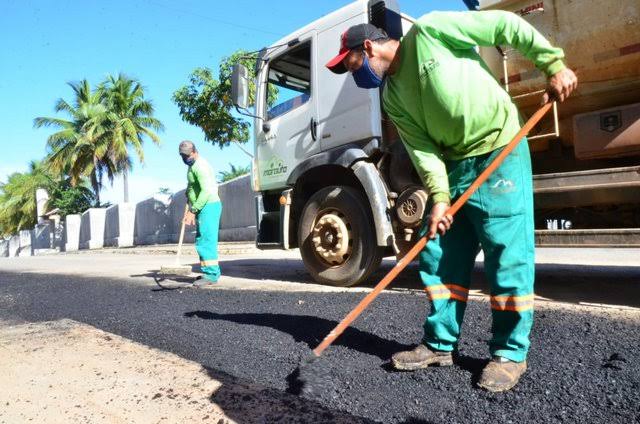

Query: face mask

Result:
[352,54,383,89]
[182,156,195,166]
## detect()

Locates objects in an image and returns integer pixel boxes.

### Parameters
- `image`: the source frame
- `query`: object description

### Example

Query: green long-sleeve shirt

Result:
[382,10,566,204]
[186,157,219,213]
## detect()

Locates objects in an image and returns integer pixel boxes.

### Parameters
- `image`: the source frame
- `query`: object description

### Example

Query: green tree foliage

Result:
[34,80,114,205]
[172,50,277,149]
[0,161,52,236]
[99,74,164,202]
[48,179,95,217]
[34,76,163,204]
[0,161,97,237]
[218,163,250,183]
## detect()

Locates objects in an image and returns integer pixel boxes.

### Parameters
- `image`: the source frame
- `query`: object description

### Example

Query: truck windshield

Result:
[266,41,311,121]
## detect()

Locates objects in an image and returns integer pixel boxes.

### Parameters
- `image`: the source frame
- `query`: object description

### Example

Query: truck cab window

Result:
[266,42,311,121]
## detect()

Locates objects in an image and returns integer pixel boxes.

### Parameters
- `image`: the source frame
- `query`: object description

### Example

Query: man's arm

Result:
[420,11,566,77]
[419,11,577,102]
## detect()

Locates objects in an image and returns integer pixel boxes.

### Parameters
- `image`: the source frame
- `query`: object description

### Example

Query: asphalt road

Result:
[1,253,639,423]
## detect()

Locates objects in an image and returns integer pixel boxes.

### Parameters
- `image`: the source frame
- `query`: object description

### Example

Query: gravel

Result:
[1,271,639,423]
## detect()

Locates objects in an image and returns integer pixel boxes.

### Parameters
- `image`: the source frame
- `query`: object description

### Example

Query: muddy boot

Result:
[391,344,453,371]
[193,275,217,287]
[478,357,527,392]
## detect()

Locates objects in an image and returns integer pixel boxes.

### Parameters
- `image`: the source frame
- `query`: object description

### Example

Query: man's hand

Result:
[543,68,578,104]
[183,210,196,226]
[426,202,453,240]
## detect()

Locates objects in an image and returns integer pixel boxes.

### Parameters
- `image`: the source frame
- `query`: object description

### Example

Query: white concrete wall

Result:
[104,203,135,247]
[134,196,171,245]
[79,208,107,250]
[64,214,81,252]
[33,222,52,250]
[0,239,8,257]
[18,230,33,257]
[8,235,20,257]
[167,190,195,244]
[2,174,258,257]
[218,175,257,241]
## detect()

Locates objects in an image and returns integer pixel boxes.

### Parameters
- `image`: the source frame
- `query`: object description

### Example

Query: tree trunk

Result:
[123,169,129,203]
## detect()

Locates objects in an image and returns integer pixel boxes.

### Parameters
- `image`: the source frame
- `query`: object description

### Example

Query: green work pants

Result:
[419,140,535,363]
[196,201,222,281]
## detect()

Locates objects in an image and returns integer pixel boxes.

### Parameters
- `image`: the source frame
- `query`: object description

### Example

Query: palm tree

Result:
[218,163,250,183]
[99,74,164,202]
[0,161,53,236]
[34,80,116,205]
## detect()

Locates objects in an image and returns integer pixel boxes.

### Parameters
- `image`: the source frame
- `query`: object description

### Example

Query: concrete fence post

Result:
[79,208,106,250]
[133,196,171,245]
[64,214,81,252]
[18,229,34,257]
[104,203,135,248]
[0,239,8,257]
[8,235,20,257]
[33,222,53,254]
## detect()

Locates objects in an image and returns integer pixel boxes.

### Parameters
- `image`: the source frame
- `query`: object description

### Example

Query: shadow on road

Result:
[203,365,377,424]
[184,310,413,360]
[218,257,640,308]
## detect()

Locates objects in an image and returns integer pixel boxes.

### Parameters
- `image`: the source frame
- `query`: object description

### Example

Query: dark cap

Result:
[178,140,196,155]
[325,24,387,74]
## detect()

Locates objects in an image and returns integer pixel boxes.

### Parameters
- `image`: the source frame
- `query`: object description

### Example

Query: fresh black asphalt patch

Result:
[0,271,638,423]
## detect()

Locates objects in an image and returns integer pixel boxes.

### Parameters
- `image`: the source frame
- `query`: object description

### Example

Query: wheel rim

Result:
[311,211,352,266]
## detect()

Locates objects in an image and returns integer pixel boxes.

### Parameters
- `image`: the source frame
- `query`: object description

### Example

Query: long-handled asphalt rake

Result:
[293,102,553,393]
[160,203,193,276]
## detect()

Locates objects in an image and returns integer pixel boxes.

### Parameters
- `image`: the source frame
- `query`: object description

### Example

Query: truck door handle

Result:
[310,117,317,141]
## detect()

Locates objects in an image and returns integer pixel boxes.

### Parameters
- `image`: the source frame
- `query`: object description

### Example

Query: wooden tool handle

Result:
[176,203,190,264]
[312,102,553,357]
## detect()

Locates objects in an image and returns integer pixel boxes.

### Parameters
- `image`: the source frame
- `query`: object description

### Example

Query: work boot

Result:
[193,275,218,287]
[391,344,453,371]
[477,357,527,392]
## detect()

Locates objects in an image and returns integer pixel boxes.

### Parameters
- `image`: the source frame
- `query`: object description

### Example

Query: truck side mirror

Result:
[231,64,249,110]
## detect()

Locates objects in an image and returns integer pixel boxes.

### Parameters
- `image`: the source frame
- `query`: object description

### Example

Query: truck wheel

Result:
[298,186,384,287]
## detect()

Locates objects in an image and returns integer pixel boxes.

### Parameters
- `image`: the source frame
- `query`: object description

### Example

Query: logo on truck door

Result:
[262,156,288,179]
[600,111,622,133]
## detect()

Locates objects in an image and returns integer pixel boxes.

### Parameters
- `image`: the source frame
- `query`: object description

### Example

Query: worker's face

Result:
[343,41,388,79]
[180,152,196,166]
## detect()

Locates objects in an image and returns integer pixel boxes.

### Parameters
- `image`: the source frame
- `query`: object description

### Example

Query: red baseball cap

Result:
[326,23,387,74]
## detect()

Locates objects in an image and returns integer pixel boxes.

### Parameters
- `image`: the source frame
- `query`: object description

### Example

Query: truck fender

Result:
[351,161,395,247]
[286,142,376,186]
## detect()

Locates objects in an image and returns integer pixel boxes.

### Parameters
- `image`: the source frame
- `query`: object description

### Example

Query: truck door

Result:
[316,15,383,152]
[255,31,319,191]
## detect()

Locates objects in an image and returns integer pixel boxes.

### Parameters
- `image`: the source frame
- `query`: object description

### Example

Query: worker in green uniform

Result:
[179,140,222,286]
[326,11,577,391]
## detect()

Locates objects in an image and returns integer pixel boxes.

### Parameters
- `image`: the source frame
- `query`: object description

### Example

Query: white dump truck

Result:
[231,0,640,287]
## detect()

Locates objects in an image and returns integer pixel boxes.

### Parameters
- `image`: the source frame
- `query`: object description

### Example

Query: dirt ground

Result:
[0,319,230,424]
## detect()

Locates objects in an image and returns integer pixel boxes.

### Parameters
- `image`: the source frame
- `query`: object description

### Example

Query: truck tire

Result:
[298,185,384,287]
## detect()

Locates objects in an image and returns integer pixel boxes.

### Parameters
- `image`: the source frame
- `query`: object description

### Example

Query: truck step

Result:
[533,166,640,209]
[535,228,640,247]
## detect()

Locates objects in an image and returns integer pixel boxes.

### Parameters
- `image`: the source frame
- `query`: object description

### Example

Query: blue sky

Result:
[1,0,464,203]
